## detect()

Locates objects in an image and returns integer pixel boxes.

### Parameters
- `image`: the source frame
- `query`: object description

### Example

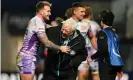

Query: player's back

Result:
[80,19,101,54]
[89,20,101,36]
[88,20,101,54]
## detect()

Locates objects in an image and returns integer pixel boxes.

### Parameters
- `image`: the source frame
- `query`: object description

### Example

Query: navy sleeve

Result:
[91,30,108,60]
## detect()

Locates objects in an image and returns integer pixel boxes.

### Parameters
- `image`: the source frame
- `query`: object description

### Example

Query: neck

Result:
[83,18,90,21]
[103,25,110,29]
[72,16,79,21]
[36,13,44,21]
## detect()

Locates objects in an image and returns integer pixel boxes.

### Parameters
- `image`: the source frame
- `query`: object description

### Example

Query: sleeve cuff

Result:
[91,54,97,60]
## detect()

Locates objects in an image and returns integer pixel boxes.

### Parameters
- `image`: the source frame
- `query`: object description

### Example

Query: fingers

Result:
[117,71,123,79]
[60,46,70,53]
[63,46,70,53]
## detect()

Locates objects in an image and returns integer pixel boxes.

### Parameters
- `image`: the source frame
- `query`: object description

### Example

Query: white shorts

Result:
[78,60,99,74]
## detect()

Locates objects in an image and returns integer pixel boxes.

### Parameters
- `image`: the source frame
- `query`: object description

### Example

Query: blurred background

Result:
[1,0,133,80]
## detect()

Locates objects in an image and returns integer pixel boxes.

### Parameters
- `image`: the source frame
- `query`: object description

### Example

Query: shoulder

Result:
[97,30,107,40]
[90,21,100,28]
[98,30,105,35]
[28,16,43,26]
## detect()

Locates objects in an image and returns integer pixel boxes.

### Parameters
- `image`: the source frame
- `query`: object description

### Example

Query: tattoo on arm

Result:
[38,33,60,50]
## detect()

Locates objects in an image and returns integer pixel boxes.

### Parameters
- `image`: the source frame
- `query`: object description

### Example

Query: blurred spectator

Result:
[50,17,64,27]
[45,24,52,28]
[50,20,58,26]
[55,17,64,24]
[65,8,73,19]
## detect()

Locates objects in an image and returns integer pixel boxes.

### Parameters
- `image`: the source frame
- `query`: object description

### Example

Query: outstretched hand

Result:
[117,71,123,80]
[60,46,70,53]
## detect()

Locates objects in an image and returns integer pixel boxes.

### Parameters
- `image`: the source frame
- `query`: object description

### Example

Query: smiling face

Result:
[61,23,73,39]
[36,1,51,21]
[40,5,51,20]
[73,7,85,20]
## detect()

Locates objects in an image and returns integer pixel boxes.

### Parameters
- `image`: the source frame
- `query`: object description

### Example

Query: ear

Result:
[73,9,77,15]
[40,9,43,15]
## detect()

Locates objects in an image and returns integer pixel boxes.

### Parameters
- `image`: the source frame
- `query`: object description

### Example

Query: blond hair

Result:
[36,1,52,12]
[84,6,93,20]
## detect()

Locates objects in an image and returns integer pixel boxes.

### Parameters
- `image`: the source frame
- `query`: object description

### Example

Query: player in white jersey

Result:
[78,7,101,80]
[65,3,97,80]
[16,1,70,80]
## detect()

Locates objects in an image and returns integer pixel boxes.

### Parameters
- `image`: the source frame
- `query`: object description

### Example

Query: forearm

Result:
[90,37,97,49]
[45,40,60,50]
[88,31,97,49]
[39,35,60,50]
[112,66,123,73]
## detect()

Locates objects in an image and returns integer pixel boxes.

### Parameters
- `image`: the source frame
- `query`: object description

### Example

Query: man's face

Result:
[41,6,51,20]
[74,7,85,20]
[61,24,73,39]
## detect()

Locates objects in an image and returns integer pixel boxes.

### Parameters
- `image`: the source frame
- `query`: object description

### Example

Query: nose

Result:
[62,30,66,34]
[83,12,85,16]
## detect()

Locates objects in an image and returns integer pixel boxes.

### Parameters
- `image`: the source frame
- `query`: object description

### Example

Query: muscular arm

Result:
[34,19,69,53]
[38,33,60,50]
[88,31,97,49]
[34,19,60,50]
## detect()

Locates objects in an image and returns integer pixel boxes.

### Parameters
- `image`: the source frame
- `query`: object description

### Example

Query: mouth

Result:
[62,34,67,39]
[46,16,50,20]
[47,16,49,18]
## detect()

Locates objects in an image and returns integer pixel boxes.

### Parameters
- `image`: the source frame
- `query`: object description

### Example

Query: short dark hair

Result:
[36,1,51,12]
[72,2,85,8]
[99,9,108,20]
[72,2,85,15]
[55,17,64,24]
[101,12,115,26]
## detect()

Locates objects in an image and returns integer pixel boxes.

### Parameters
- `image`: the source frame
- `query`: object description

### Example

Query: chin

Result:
[47,17,50,20]
[44,17,50,21]
[80,17,84,20]
[46,18,50,20]
[62,35,67,39]
[62,36,66,39]
[79,17,83,21]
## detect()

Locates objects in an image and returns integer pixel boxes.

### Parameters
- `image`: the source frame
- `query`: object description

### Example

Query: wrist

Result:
[87,59,90,64]
[58,46,61,50]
